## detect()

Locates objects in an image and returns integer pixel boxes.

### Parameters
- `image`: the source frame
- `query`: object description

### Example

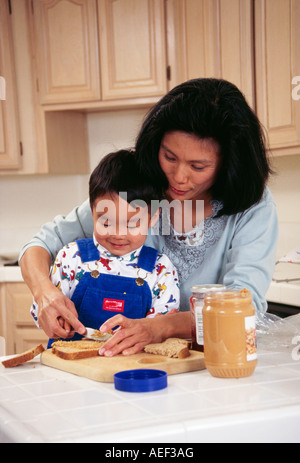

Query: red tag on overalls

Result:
[103,298,125,312]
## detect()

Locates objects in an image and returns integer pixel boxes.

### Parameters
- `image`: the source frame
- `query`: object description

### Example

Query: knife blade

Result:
[83,327,113,342]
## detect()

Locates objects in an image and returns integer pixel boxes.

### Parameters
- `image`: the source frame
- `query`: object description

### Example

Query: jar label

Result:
[195,302,205,346]
[245,316,257,361]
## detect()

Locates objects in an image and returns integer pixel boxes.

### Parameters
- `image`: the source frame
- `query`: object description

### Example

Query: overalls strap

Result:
[76,238,159,272]
[76,238,100,262]
[137,245,159,272]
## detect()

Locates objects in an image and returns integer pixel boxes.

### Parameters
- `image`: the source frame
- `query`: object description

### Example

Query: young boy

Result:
[30,150,180,346]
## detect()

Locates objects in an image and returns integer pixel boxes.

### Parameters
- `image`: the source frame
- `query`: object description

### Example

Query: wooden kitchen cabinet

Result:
[4,0,298,176]
[98,0,167,100]
[167,0,300,155]
[0,0,90,175]
[32,0,101,105]
[255,0,300,156]
[23,0,167,174]
[0,0,22,170]
[33,108,90,174]
[0,283,48,355]
[166,0,255,108]
[31,0,167,105]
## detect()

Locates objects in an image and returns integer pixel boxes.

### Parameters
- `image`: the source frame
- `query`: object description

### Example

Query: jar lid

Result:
[114,369,168,393]
[205,288,252,301]
[190,284,226,293]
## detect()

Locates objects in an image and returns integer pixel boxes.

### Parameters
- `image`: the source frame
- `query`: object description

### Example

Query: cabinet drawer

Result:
[5,283,34,325]
[15,328,48,353]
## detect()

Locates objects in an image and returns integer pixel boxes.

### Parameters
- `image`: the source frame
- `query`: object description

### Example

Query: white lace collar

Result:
[163,200,223,247]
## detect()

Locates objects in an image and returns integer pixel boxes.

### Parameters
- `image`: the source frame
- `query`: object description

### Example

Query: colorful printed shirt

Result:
[30,235,180,326]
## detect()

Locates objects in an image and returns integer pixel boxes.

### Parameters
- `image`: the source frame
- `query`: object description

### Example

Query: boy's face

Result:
[92,193,158,256]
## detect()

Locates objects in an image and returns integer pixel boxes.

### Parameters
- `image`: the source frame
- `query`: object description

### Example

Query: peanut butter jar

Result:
[203,289,257,378]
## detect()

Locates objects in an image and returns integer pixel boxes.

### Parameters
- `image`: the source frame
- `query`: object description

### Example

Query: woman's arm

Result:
[223,189,278,312]
[20,246,52,302]
[20,246,86,338]
[19,199,94,264]
[98,311,191,357]
[19,201,93,338]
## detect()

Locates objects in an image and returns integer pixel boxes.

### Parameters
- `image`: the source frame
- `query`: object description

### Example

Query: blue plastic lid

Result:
[114,369,168,393]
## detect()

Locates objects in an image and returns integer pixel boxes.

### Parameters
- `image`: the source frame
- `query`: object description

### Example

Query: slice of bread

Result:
[144,338,191,359]
[50,338,191,361]
[52,340,105,360]
[2,344,45,368]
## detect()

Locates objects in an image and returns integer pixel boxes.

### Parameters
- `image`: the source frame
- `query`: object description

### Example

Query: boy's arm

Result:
[98,257,188,357]
[147,255,180,317]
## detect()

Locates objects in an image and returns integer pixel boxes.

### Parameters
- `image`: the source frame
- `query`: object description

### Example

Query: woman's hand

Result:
[36,283,86,339]
[98,315,162,357]
[98,311,191,357]
[20,247,86,339]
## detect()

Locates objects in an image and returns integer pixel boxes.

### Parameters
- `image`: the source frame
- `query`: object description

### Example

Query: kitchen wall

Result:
[268,154,300,259]
[0,108,148,258]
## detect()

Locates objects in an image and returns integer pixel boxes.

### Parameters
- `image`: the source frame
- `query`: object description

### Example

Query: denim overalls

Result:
[48,239,158,347]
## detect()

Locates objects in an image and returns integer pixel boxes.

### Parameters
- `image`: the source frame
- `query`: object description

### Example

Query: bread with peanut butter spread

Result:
[51,340,105,360]
[144,338,191,359]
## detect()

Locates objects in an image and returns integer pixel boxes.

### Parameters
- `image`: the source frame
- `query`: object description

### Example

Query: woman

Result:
[20,78,278,356]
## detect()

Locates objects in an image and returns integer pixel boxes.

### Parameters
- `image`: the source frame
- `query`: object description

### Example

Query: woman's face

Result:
[158,131,222,202]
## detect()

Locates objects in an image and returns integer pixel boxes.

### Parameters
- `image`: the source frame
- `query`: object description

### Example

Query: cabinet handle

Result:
[167,65,171,81]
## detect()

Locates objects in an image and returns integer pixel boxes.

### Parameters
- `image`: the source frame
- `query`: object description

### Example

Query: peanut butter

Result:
[203,289,257,378]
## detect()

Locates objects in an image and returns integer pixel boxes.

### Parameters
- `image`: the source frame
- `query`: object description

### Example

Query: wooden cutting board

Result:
[40,349,205,383]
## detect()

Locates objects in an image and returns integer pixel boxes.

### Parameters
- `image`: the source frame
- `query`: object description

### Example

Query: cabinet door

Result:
[32,0,100,104]
[98,0,167,100]
[167,0,254,108]
[255,0,300,155]
[0,0,21,169]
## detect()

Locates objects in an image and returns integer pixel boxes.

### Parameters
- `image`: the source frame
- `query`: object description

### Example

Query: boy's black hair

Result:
[89,149,164,210]
[135,78,273,216]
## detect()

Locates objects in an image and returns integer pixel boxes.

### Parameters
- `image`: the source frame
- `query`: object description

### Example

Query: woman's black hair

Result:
[135,78,273,216]
[89,149,164,211]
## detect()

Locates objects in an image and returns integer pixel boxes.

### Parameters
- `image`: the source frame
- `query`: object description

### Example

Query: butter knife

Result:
[83,327,113,342]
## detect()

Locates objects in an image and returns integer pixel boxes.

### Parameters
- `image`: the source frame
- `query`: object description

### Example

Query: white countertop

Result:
[0,266,23,283]
[266,262,300,307]
[267,281,300,307]
[1,347,300,443]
